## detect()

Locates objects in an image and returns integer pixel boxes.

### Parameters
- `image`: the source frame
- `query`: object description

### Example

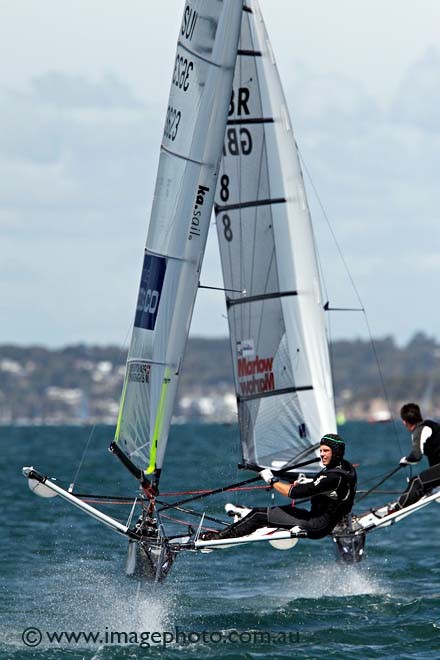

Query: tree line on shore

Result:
[1,332,439,423]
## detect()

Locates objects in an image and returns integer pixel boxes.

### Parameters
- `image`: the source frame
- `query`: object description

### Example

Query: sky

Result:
[1,1,440,348]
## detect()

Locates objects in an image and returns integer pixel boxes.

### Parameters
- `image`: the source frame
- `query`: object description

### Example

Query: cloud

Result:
[0,72,162,344]
[391,47,440,130]
[1,54,439,346]
[31,71,142,110]
[284,53,440,248]
[277,52,440,343]
[289,64,381,130]
[0,72,161,229]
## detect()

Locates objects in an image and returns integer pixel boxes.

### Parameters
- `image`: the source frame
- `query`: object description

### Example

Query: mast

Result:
[112,0,244,485]
[214,0,336,470]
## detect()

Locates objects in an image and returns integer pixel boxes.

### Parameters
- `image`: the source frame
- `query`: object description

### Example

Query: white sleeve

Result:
[420,425,433,453]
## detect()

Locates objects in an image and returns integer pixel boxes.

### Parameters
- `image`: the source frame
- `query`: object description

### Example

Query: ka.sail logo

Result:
[189,185,209,240]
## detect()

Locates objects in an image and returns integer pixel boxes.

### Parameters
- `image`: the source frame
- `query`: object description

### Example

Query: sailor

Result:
[395,402,440,509]
[201,433,357,540]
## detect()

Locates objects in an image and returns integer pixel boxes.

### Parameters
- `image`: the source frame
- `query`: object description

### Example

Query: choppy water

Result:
[2,423,440,658]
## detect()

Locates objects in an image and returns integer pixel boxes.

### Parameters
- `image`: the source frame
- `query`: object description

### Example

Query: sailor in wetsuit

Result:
[201,433,357,541]
[395,403,440,509]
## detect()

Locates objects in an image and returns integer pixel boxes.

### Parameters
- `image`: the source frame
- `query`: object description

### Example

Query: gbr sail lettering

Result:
[224,87,252,157]
[238,355,275,396]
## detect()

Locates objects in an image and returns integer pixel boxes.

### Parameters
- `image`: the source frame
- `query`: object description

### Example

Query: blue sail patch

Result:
[134,254,167,331]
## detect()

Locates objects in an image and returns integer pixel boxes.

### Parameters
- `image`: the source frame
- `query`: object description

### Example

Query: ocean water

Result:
[2,422,440,659]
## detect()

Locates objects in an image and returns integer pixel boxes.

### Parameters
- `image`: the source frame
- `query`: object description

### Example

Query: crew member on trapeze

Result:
[393,402,440,510]
[201,434,357,541]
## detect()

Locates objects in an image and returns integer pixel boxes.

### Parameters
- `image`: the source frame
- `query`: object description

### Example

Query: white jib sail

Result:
[114,1,244,477]
[215,0,336,470]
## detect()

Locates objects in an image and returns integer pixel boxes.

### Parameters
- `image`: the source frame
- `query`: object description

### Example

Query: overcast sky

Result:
[2,1,440,348]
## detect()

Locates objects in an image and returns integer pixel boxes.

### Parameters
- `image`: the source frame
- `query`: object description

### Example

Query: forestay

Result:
[113,0,244,480]
[215,0,336,470]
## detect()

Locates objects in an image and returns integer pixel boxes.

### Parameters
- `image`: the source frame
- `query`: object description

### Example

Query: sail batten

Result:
[177,43,230,69]
[237,50,262,57]
[226,117,274,125]
[214,0,336,470]
[216,197,286,212]
[227,290,298,307]
[160,144,206,166]
[238,385,314,404]
[126,358,173,368]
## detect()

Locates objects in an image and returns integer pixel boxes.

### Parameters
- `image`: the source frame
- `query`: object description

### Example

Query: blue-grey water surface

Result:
[2,422,440,658]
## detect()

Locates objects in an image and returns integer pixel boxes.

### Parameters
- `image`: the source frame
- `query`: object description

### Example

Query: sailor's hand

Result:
[399,456,410,465]
[259,468,275,485]
[296,473,314,484]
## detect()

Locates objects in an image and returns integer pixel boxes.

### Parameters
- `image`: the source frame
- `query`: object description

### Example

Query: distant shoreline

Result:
[1,333,439,424]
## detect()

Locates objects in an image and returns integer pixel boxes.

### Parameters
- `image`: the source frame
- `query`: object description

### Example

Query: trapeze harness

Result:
[398,420,440,508]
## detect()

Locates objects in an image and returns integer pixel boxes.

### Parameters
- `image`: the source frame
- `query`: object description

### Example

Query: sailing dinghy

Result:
[23,0,336,580]
[23,1,438,579]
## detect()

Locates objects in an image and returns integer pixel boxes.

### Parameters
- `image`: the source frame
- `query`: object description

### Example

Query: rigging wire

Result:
[353,466,400,488]
[355,465,404,504]
[298,147,403,457]
[70,322,133,491]
[69,426,96,492]
[75,483,268,504]
[126,497,138,528]
[157,456,321,512]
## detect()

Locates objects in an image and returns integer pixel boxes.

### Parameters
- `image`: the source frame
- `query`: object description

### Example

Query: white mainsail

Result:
[113,0,244,479]
[215,0,336,470]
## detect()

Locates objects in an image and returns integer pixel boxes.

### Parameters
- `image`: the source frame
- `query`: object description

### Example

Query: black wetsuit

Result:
[398,420,440,508]
[215,459,357,540]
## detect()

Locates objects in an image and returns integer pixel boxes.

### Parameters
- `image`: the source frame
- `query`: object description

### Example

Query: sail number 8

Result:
[220,175,229,202]
[220,175,233,241]
[222,215,233,242]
